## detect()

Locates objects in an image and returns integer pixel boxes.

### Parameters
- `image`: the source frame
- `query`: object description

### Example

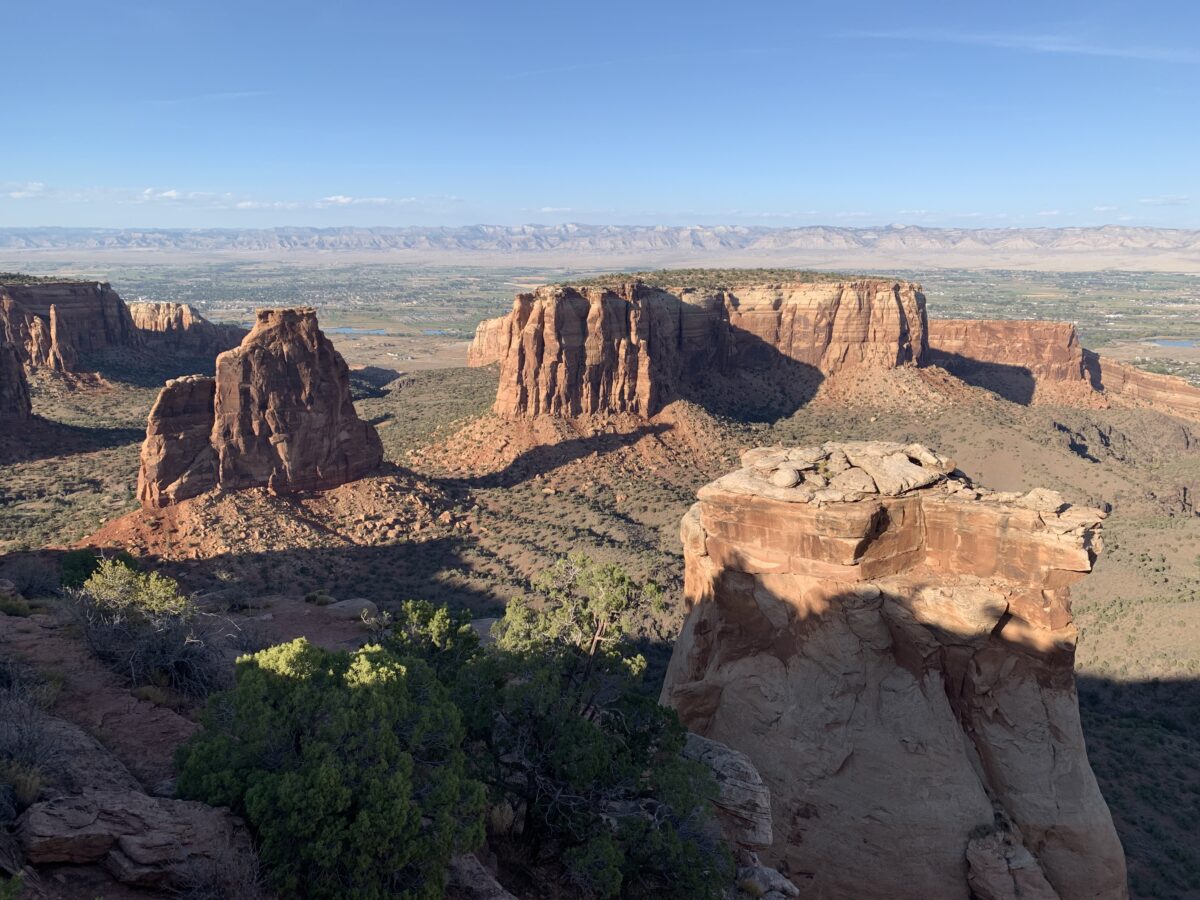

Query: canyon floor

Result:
[2,273,1200,897]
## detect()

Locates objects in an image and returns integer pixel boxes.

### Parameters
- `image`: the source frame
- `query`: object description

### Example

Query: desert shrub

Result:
[0,595,31,617]
[386,555,731,900]
[176,639,485,900]
[61,547,136,589]
[0,656,58,824]
[71,561,227,697]
[0,556,60,597]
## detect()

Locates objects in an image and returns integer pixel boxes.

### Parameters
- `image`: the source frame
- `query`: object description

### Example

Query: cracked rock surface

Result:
[661,442,1126,900]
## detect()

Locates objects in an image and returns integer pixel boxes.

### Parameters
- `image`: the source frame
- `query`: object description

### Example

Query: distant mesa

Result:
[0,341,31,419]
[928,317,1200,418]
[661,441,1127,899]
[0,279,141,373]
[474,276,927,418]
[129,301,248,357]
[138,307,383,509]
[472,275,1200,423]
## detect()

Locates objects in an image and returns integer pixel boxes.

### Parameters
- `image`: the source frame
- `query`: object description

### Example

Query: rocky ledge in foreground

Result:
[661,440,1127,900]
[138,307,383,508]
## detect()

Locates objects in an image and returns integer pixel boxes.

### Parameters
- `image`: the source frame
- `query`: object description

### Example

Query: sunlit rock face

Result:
[0,282,141,372]
[467,314,508,367]
[927,319,1088,383]
[137,375,218,509]
[129,301,247,357]
[488,280,927,417]
[661,442,1127,900]
[137,308,382,508]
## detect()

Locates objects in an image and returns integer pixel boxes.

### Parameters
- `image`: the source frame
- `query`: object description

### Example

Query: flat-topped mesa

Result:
[129,302,248,356]
[137,308,383,509]
[661,442,1127,900]
[927,317,1200,419]
[0,281,140,372]
[1086,351,1200,421]
[0,342,31,419]
[491,279,927,417]
[927,319,1089,384]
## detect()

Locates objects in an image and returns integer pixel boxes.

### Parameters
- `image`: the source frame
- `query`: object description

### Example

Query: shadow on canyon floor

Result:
[441,423,675,491]
[926,350,1037,405]
[0,416,144,464]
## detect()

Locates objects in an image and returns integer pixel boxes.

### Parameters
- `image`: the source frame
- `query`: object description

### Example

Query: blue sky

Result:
[2,0,1197,228]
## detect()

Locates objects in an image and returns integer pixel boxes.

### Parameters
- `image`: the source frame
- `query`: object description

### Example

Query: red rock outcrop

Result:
[492,279,927,417]
[1087,353,1200,421]
[0,281,140,372]
[927,319,1088,383]
[927,317,1200,419]
[661,442,1126,900]
[137,308,383,508]
[136,375,218,508]
[0,342,31,419]
[129,301,247,356]
[467,314,509,367]
[212,308,383,492]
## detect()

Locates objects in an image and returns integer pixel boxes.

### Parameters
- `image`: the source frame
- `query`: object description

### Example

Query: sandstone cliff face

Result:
[137,308,383,508]
[0,281,141,372]
[0,342,31,419]
[492,280,927,417]
[129,301,247,356]
[1087,353,1200,421]
[927,319,1088,383]
[925,317,1200,420]
[467,314,509,367]
[661,442,1126,900]
[137,375,218,508]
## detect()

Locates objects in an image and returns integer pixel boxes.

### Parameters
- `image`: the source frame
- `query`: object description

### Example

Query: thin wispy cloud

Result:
[1093,205,1119,212]
[1038,210,1062,217]
[848,28,1198,64]
[1138,194,1191,206]
[3,181,46,199]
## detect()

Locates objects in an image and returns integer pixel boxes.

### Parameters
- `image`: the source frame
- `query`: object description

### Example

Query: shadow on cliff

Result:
[926,350,1036,405]
[673,307,825,424]
[0,416,144,463]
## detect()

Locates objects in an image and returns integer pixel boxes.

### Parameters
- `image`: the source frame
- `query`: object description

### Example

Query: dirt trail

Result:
[0,612,196,790]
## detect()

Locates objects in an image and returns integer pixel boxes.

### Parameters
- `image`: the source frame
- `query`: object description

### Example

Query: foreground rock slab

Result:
[661,441,1127,900]
[17,790,254,891]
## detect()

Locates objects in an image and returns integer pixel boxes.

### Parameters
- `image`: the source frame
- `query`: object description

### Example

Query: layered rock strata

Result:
[0,281,140,372]
[467,314,508,367]
[927,319,1088,384]
[1087,353,1200,421]
[137,308,383,509]
[0,342,31,419]
[490,280,927,417]
[661,442,1127,900]
[136,375,218,508]
[928,317,1200,419]
[129,301,247,356]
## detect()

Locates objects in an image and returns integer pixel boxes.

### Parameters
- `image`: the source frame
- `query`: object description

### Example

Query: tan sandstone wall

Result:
[492,279,927,417]
[129,302,247,357]
[661,442,1126,900]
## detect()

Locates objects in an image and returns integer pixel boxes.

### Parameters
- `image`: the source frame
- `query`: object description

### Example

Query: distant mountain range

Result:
[4,224,1200,270]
